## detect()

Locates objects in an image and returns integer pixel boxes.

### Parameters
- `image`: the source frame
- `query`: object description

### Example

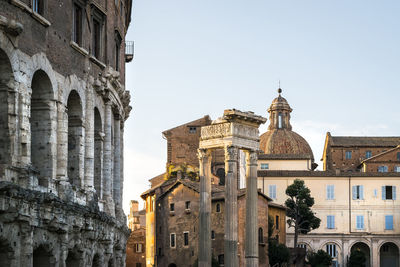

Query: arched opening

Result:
[33,245,53,267]
[258,227,264,244]
[0,49,13,166]
[94,108,103,199]
[380,242,399,267]
[351,242,371,267]
[92,254,101,267]
[216,168,225,185]
[66,248,81,267]
[31,70,54,186]
[278,112,283,129]
[67,90,83,187]
[0,239,13,266]
[325,242,340,267]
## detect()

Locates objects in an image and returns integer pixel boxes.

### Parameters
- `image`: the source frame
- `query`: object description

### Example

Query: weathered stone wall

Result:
[0,0,132,265]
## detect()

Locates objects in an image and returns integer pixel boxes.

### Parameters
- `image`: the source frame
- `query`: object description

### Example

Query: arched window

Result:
[258,227,264,244]
[94,108,103,198]
[67,90,83,187]
[33,245,53,267]
[278,112,283,129]
[31,70,54,187]
[0,49,13,166]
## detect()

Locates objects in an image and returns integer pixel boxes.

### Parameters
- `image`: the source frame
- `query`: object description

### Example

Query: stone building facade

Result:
[126,200,146,267]
[0,0,132,266]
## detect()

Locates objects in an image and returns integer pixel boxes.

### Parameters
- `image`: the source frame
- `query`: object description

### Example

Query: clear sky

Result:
[122,0,400,212]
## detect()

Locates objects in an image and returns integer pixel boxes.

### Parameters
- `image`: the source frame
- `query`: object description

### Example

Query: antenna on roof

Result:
[278,80,282,95]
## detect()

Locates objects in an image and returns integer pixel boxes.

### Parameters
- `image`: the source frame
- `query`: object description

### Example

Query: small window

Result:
[32,0,44,15]
[185,201,190,210]
[345,151,352,160]
[327,215,335,229]
[216,203,221,213]
[170,203,175,212]
[260,163,269,170]
[269,185,277,199]
[365,151,372,159]
[352,185,364,200]
[395,166,400,172]
[397,152,400,161]
[92,18,101,58]
[382,186,396,200]
[326,244,337,258]
[211,230,215,240]
[73,3,83,46]
[258,228,263,244]
[378,166,388,172]
[218,254,224,265]
[158,247,161,256]
[170,233,176,248]
[326,185,335,200]
[385,215,394,230]
[183,232,189,246]
[135,243,143,253]
[189,127,197,133]
[275,215,279,230]
[356,215,364,230]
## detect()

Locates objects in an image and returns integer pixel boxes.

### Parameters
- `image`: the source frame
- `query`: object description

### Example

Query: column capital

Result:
[246,150,258,166]
[197,148,210,161]
[224,145,239,162]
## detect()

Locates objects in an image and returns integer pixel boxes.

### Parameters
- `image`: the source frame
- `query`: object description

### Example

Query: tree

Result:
[268,240,290,266]
[285,179,320,249]
[307,250,332,267]
[348,249,366,267]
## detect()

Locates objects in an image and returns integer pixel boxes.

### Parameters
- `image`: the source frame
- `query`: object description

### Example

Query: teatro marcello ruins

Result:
[0,0,133,266]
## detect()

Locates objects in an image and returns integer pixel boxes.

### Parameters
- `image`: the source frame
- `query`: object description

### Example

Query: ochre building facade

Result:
[0,0,132,266]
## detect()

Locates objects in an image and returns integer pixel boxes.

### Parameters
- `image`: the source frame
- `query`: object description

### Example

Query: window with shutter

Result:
[385,215,394,230]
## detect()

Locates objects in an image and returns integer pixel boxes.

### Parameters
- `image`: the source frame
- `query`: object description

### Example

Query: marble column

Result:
[113,116,121,210]
[225,145,239,267]
[103,101,114,215]
[245,150,259,267]
[84,86,94,190]
[56,102,68,180]
[198,148,211,267]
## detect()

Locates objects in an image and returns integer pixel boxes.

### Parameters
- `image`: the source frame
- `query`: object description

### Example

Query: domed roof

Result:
[260,88,314,161]
[259,130,314,160]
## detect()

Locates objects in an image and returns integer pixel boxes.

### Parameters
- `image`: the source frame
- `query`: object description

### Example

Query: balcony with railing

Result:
[125,41,134,62]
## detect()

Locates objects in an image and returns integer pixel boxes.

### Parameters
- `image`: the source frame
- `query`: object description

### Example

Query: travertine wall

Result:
[0,0,132,265]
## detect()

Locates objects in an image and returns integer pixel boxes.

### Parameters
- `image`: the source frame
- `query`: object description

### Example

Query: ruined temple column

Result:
[245,150,259,267]
[113,115,121,210]
[56,102,68,179]
[225,145,239,267]
[84,86,94,190]
[198,148,211,267]
[103,101,114,215]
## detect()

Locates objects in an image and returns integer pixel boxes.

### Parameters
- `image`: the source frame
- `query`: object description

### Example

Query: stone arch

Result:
[0,238,14,266]
[33,244,54,267]
[30,69,55,186]
[28,53,58,99]
[94,107,103,199]
[0,48,13,166]
[350,241,371,267]
[379,242,399,267]
[67,90,84,187]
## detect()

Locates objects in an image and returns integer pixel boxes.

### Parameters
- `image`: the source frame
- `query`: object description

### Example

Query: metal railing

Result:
[125,41,134,62]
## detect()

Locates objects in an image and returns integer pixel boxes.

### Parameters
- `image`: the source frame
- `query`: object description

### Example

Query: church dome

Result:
[259,88,314,161]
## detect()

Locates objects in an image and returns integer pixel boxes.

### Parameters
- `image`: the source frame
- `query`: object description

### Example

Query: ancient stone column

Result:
[198,148,211,267]
[56,102,68,179]
[84,86,94,190]
[103,101,114,215]
[245,150,259,267]
[113,115,121,209]
[225,145,239,267]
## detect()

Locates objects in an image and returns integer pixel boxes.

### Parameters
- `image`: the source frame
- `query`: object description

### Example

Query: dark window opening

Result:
[32,0,44,15]
[185,201,190,209]
[397,152,400,161]
[258,228,263,244]
[189,126,197,133]
[211,230,215,240]
[218,255,224,265]
[115,32,122,71]
[217,168,225,186]
[170,234,175,248]
[92,18,101,59]
[386,186,393,200]
[73,4,83,46]
[216,203,221,213]
[183,232,189,246]
[275,215,279,230]
[170,203,174,212]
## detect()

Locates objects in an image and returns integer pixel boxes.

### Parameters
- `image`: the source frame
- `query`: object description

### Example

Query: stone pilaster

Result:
[56,102,68,180]
[84,86,94,190]
[225,145,239,267]
[113,116,121,210]
[198,148,211,267]
[245,150,259,267]
[103,101,115,216]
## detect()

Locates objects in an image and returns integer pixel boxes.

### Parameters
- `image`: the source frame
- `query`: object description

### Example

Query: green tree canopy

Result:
[348,249,366,267]
[285,179,321,249]
[307,249,332,267]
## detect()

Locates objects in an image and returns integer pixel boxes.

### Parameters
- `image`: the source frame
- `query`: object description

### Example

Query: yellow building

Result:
[256,90,400,267]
